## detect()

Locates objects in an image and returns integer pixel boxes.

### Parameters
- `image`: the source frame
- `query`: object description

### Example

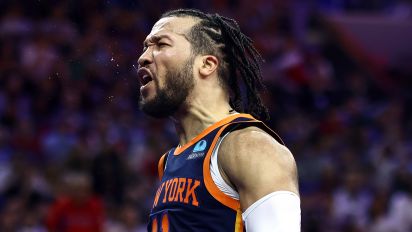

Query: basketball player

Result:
[137,9,300,231]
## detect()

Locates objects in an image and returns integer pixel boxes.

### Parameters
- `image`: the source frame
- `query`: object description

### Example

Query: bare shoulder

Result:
[222,126,292,159]
[220,126,296,175]
[218,126,299,209]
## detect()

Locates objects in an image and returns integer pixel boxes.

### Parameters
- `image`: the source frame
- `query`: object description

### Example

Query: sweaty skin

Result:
[139,16,299,212]
[139,17,194,102]
[218,126,299,210]
[139,16,234,145]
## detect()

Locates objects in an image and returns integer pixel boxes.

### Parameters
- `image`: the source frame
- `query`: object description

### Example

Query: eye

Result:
[142,41,150,52]
[157,42,169,48]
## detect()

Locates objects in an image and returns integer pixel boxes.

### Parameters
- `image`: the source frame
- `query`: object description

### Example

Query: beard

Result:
[139,56,194,118]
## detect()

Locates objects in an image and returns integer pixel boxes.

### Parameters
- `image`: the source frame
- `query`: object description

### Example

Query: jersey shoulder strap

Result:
[221,119,284,145]
[157,151,170,181]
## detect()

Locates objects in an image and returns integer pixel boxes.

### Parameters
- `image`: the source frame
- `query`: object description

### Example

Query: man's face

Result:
[137,16,197,118]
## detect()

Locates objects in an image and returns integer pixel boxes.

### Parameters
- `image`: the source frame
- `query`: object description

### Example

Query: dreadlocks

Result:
[161,9,269,121]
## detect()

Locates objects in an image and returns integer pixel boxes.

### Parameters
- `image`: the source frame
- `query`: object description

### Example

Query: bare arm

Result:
[218,126,299,211]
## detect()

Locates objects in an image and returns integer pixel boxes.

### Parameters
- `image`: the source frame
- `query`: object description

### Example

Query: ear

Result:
[198,55,219,78]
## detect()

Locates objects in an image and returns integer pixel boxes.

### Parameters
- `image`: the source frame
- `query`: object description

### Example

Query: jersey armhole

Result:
[211,131,240,200]
[203,120,285,211]
[157,152,168,181]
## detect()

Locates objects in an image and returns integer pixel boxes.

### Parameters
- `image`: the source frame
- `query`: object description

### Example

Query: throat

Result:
[174,109,236,147]
[175,116,212,147]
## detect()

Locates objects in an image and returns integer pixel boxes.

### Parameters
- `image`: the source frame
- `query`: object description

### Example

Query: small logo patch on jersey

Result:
[187,152,205,160]
[193,140,207,152]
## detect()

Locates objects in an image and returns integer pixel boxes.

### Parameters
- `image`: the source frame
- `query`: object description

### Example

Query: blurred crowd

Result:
[0,0,411,232]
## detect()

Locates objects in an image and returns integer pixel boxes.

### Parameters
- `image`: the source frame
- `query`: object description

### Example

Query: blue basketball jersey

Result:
[147,114,283,232]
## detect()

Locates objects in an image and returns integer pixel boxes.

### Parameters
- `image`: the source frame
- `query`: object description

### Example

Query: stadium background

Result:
[0,0,411,231]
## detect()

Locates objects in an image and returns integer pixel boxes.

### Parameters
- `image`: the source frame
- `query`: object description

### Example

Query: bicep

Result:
[219,129,299,211]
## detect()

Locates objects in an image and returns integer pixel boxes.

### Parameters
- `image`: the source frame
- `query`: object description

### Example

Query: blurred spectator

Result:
[0,197,24,231]
[103,203,146,232]
[46,172,104,232]
[332,168,372,231]
[92,147,126,205]
[18,209,48,232]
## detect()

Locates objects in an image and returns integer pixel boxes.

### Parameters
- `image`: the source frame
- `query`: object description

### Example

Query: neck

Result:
[172,99,234,147]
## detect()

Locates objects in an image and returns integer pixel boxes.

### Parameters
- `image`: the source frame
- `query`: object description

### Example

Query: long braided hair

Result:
[161,9,269,121]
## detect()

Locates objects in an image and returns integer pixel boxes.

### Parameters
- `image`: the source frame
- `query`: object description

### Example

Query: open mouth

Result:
[137,68,153,86]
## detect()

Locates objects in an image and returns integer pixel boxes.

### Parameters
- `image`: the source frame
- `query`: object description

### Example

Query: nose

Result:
[138,47,153,67]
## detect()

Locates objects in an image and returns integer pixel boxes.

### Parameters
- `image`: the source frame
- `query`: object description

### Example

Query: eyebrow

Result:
[143,34,172,48]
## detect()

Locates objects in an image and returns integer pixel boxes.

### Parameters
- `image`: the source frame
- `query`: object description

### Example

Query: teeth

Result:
[137,68,152,85]
[144,75,149,81]
[142,75,151,85]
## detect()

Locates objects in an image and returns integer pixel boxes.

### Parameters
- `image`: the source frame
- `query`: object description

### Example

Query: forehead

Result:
[147,16,198,39]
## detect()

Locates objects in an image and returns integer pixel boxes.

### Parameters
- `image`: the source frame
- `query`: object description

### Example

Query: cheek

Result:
[153,41,192,76]
[154,49,187,77]
[155,49,184,66]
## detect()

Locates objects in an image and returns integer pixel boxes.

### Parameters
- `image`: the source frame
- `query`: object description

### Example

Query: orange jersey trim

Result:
[157,153,167,181]
[234,207,244,232]
[203,123,242,211]
[202,118,276,212]
[161,214,169,232]
[152,218,158,232]
[173,114,254,156]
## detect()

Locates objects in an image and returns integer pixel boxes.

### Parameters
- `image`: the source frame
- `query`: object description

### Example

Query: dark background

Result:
[0,0,411,231]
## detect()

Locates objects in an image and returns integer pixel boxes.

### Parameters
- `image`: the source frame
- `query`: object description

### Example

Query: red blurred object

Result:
[45,196,104,232]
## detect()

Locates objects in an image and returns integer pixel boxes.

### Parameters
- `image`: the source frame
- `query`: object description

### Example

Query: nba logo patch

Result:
[193,140,207,152]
